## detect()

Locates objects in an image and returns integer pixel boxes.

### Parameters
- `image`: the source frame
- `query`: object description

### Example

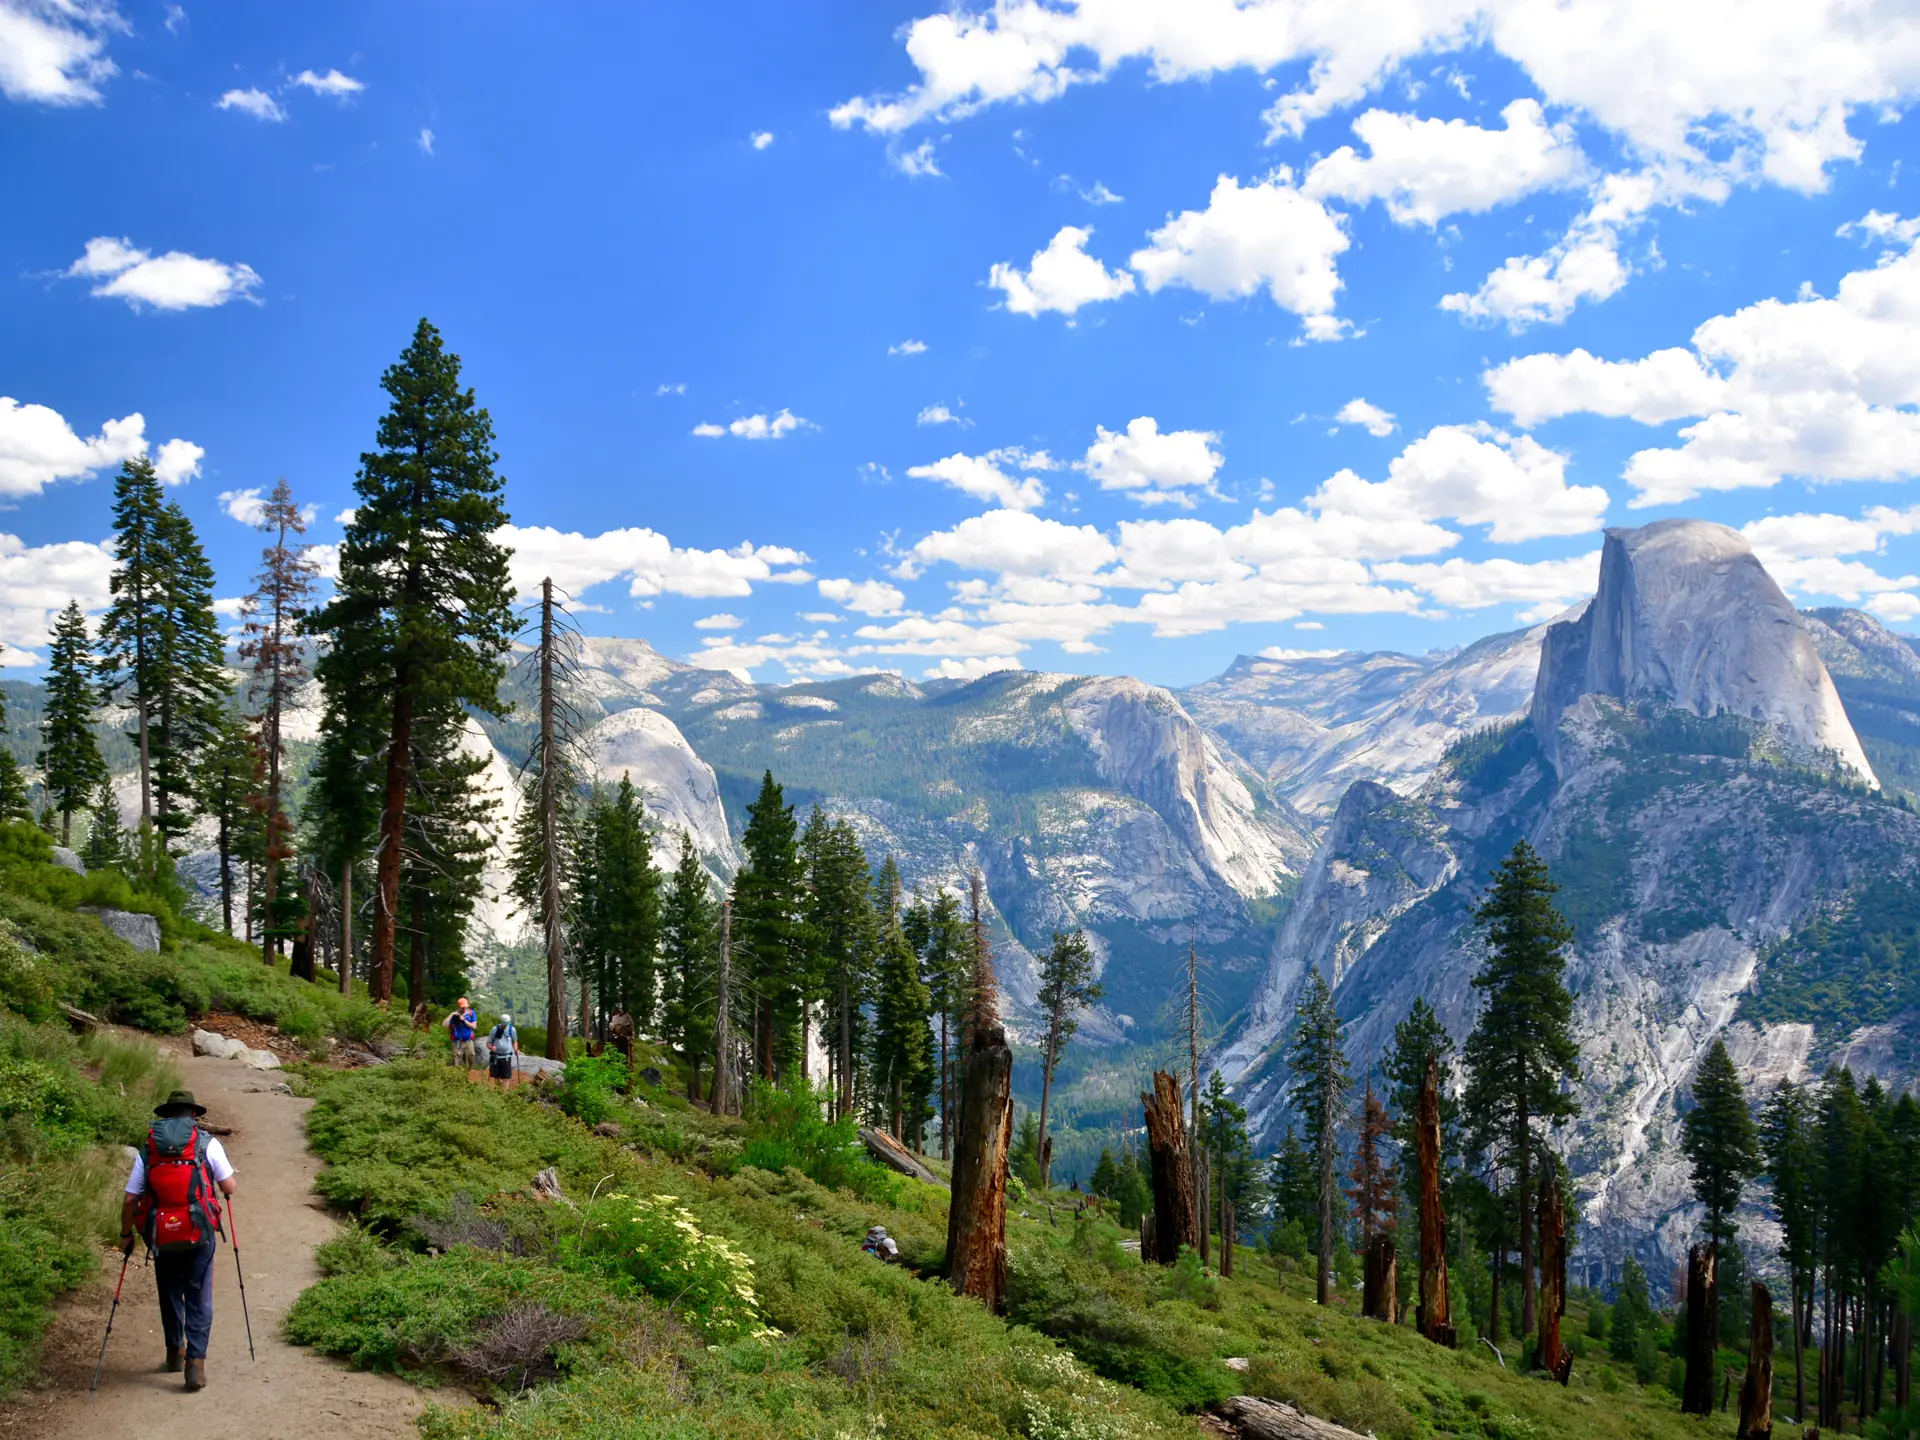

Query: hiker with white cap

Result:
[486,1013,520,1085]
[119,1089,238,1392]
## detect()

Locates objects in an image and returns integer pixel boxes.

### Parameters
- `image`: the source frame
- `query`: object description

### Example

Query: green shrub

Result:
[316,1224,402,1278]
[557,1053,625,1127]
[739,1076,899,1204]
[286,1248,632,1381]
[568,1190,771,1340]
[1663,1357,1686,1395]
[1157,1246,1219,1310]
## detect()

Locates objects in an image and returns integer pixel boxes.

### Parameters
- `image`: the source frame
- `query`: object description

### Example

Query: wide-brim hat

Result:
[154,1089,207,1117]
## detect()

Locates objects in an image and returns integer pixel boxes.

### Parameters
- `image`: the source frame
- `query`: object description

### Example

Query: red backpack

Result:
[136,1116,222,1255]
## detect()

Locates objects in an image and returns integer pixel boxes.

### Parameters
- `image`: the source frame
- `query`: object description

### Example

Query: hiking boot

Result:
[164,1347,183,1372]
[183,1358,206,1392]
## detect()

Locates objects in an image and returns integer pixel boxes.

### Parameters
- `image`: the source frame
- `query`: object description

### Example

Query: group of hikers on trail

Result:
[109,1088,247,1394]
[443,997,521,1083]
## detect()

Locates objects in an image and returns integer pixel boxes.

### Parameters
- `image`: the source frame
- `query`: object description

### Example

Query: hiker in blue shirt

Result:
[444,996,479,1069]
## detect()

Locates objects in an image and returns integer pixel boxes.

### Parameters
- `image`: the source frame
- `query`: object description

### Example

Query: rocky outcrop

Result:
[83,907,160,953]
[1061,676,1300,901]
[1533,520,1874,783]
[581,705,735,874]
[49,847,85,875]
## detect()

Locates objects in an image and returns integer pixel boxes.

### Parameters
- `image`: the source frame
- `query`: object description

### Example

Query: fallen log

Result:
[861,1126,948,1187]
[60,1002,102,1033]
[1213,1395,1371,1439]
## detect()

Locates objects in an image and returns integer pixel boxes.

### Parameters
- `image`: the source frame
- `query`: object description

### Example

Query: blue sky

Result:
[6,2,1920,687]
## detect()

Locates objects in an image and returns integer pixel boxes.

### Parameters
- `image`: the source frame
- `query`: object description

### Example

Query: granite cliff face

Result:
[1533,520,1874,782]
[1214,519,1912,1281]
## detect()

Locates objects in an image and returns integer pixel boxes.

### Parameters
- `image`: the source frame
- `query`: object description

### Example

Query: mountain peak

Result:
[1532,518,1876,782]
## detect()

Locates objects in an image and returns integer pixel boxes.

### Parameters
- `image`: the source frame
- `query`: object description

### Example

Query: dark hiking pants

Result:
[155,1244,216,1359]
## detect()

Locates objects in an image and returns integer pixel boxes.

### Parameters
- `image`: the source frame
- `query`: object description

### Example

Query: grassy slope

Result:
[289,1061,1732,1440]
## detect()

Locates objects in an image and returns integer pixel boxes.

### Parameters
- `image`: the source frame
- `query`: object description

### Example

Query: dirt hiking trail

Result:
[1,1043,427,1439]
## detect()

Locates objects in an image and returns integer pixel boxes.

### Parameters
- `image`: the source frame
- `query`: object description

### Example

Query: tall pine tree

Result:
[659,831,718,1101]
[1683,1037,1760,1250]
[1762,1079,1817,1423]
[146,502,227,847]
[869,855,933,1145]
[1288,966,1350,1306]
[1034,927,1101,1189]
[38,601,107,845]
[98,455,167,823]
[733,771,806,1079]
[920,886,971,1158]
[309,319,514,1004]
[196,707,263,935]
[1462,839,1579,1344]
[570,777,661,1029]
[239,478,318,962]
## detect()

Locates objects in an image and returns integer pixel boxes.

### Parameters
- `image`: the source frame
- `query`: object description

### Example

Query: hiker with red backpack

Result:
[119,1090,238,1393]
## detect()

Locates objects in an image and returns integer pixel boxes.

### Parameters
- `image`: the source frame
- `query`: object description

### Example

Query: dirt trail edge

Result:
[1,1043,427,1440]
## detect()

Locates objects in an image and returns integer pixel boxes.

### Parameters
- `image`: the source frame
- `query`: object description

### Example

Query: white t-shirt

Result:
[125,1136,234,1195]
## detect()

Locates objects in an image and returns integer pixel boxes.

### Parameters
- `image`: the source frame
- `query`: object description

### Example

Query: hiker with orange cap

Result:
[120,1089,237,1392]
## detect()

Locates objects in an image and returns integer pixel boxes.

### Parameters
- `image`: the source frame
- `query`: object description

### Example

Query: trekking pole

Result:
[225,1198,256,1361]
[90,1246,133,1397]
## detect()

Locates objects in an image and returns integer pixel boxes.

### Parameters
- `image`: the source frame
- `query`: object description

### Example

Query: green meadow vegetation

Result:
[285,1057,1735,1440]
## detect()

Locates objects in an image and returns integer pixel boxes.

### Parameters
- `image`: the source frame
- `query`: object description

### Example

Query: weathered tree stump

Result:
[945,1015,1013,1311]
[1141,1069,1198,1265]
[1737,1281,1774,1440]
[1683,1243,1718,1414]
[1414,1057,1455,1347]
[1363,1234,1398,1323]
[1140,1209,1155,1264]
[1536,1171,1571,1383]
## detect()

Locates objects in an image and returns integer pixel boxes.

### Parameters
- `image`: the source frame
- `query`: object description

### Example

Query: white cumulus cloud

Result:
[292,67,363,98]
[889,338,929,355]
[1129,173,1350,340]
[917,403,970,427]
[1488,238,1920,505]
[1335,398,1397,437]
[818,577,908,615]
[907,451,1048,511]
[68,235,261,310]
[216,87,284,121]
[1303,99,1584,226]
[0,0,120,105]
[989,225,1134,318]
[925,655,1022,680]
[693,612,744,630]
[497,525,812,602]
[0,398,196,498]
[1082,417,1223,505]
[0,532,117,654]
[751,130,774,149]
[691,409,809,440]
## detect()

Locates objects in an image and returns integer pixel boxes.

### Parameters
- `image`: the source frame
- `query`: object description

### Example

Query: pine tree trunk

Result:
[370,683,413,1005]
[1490,1236,1503,1345]
[1036,1026,1058,1191]
[945,1012,1012,1312]
[408,886,427,1011]
[1536,1173,1570,1382]
[338,860,353,996]
[712,900,733,1115]
[1415,1058,1455,1346]
[289,874,316,981]
[1790,1275,1804,1427]
[1364,1235,1397,1323]
[1224,1200,1235,1279]
[1318,1108,1336,1307]
[1683,1243,1717,1415]
[1198,1146,1211,1267]
[1737,1281,1774,1440]
[1141,1069,1198,1266]
[1517,1102,1536,1340]
[218,810,233,936]
[839,976,853,1121]
[540,579,566,1062]
[939,1012,951,1162]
